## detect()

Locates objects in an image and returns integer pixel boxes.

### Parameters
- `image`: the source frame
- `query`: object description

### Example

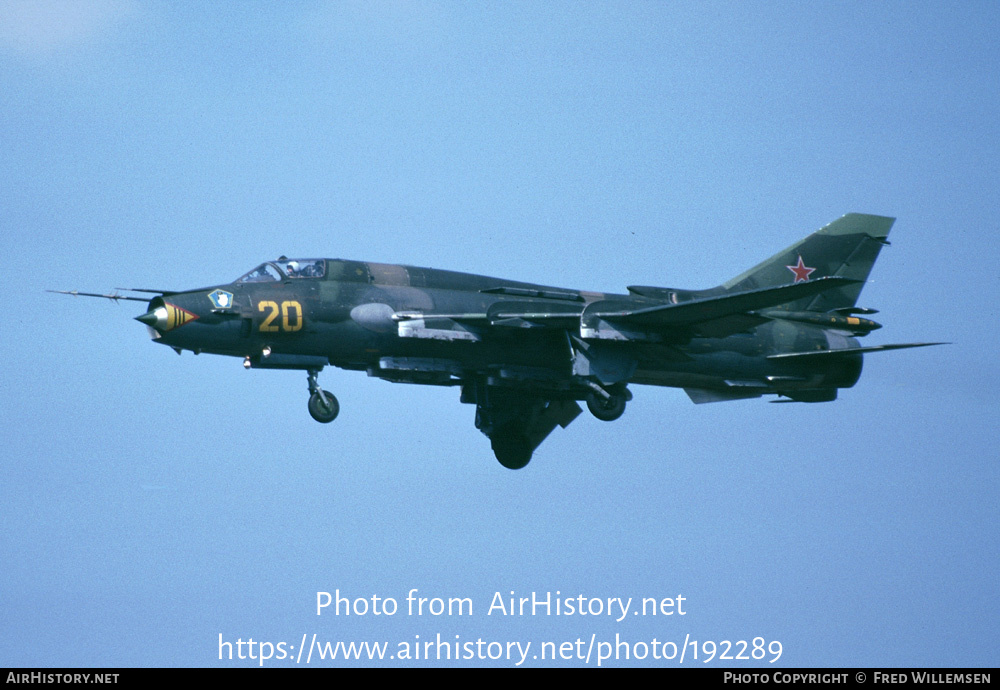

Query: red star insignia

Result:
[786,255,816,283]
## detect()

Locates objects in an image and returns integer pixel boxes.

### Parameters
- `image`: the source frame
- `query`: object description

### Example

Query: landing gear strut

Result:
[306,368,339,423]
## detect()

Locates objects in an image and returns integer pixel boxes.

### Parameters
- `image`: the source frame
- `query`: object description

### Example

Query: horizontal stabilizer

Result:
[767,342,948,360]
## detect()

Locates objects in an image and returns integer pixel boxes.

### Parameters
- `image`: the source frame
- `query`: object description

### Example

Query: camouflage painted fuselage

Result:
[149,256,862,405]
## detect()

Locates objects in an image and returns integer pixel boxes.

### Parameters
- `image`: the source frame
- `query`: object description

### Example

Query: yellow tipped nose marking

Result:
[164,303,198,330]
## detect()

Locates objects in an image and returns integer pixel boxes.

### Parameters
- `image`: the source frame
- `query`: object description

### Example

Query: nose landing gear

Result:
[307,368,339,423]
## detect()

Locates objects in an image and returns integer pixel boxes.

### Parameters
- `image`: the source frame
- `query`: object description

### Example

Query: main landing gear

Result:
[307,368,339,423]
[584,382,631,422]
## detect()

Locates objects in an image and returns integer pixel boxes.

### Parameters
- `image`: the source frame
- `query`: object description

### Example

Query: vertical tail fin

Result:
[721,213,895,312]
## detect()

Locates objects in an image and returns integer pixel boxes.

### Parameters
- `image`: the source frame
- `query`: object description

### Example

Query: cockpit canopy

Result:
[237,259,326,283]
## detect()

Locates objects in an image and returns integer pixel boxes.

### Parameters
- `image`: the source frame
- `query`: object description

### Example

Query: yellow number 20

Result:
[258,300,303,333]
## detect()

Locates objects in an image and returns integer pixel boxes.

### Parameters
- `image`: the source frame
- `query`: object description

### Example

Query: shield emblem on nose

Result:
[208,290,234,309]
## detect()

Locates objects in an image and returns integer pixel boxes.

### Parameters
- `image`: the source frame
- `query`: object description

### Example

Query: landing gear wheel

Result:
[491,428,533,470]
[586,391,627,421]
[308,390,339,423]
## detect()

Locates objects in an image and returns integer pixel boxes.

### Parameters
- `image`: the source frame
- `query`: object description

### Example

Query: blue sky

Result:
[2,1,997,667]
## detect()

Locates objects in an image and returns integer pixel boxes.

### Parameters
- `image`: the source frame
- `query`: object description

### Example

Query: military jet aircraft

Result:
[52,213,942,469]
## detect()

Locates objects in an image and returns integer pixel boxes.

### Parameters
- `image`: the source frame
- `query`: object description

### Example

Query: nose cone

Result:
[135,309,161,327]
[135,303,199,332]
